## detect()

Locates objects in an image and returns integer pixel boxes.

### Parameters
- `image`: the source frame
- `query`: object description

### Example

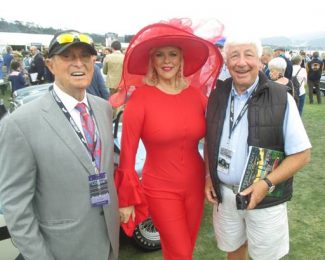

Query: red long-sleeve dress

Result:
[115,85,207,259]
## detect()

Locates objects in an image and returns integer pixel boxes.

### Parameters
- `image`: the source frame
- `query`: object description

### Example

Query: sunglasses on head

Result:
[55,32,93,45]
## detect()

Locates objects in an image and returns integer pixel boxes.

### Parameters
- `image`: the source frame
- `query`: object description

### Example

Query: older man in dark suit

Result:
[29,46,46,85]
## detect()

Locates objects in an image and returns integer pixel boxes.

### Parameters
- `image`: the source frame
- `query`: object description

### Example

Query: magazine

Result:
[238,146,284,193]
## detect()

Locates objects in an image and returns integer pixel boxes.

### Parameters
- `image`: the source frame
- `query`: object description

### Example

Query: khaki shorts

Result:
[213,184,289,260]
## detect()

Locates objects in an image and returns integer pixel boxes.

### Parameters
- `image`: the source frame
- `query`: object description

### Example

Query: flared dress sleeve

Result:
[114,88,149,236]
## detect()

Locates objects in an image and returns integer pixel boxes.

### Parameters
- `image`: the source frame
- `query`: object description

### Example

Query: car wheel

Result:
[132,218,161,251]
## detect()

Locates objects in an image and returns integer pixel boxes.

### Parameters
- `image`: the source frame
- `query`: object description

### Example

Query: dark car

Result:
[0,99,7,121]
[319,73,325,95]
[1,84,161,252]
[8,83,52,112]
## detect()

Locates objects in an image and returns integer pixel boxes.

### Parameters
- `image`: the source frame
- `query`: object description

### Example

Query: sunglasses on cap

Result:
[48,31,97,58]
[55,32,93,45]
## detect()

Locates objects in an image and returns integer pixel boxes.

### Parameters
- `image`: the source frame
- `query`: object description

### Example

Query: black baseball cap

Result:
[48,30,97,57]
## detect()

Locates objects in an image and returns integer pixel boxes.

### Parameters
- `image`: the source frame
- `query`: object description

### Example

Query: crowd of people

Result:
[0,18,318,260]
[0,40,125,101]
[261,47,324,111]
[1,34,323,109]
[1,45,51,90]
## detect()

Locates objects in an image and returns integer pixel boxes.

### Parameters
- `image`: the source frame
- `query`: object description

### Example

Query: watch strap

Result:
[263,177,275,193]
[263,177,273,188]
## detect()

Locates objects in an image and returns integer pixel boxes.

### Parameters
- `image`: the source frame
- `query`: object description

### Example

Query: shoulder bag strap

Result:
[295,67,304,85]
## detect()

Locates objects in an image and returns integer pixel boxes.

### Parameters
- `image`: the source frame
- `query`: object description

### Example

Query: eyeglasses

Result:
[55,32,93,45]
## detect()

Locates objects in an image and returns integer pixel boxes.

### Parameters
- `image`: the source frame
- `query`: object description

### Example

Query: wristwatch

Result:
[263,177,275,193]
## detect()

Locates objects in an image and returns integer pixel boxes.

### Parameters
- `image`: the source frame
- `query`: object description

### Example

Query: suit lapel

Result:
[40,92,95,174]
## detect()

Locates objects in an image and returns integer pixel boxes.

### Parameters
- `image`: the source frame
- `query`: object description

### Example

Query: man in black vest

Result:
[307,51,323,104]
[205,36,311,260]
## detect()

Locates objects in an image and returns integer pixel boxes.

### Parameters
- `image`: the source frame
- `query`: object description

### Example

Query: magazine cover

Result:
[238,146,284,193]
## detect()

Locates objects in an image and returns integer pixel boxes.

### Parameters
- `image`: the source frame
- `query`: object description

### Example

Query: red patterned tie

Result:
[75,103,101,169]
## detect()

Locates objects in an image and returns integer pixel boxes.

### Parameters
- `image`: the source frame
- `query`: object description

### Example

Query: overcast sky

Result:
[1,0,324,38]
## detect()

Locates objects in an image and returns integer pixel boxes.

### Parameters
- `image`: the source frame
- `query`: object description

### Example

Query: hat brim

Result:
[49,42,97,57]
[127,36,209,77]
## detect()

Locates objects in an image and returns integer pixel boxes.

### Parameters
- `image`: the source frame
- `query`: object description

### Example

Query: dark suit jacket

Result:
[29,52,45,82]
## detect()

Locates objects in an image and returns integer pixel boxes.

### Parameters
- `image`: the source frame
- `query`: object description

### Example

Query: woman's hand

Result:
[119,206,135,223]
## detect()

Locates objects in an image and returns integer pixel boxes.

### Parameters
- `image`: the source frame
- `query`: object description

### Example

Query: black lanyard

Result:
[229,85,258,139]
[51,88,100,173]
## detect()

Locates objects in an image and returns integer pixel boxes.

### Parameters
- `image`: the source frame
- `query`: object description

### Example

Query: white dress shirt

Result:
[53,84,90,139]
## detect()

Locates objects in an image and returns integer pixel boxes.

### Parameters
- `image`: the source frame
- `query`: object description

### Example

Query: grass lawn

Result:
[0,90,324,260]
[0,85,11,109]
[283,98,325,260]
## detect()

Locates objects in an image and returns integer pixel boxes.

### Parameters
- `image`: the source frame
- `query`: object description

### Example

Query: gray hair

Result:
[224,35,263,61]
[262,46,273,57]
[291,55,302,65]
[268,57,287,74]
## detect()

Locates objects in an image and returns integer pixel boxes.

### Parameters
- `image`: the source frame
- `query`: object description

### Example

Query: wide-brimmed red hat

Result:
[128,28,210,76]
[109,18,224,107]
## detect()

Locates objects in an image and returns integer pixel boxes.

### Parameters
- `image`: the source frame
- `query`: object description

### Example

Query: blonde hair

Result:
[143,47,188,89]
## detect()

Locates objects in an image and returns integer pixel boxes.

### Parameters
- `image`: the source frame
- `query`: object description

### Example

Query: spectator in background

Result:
[215,37,231,81]
[261,46,273,79]
[268,57,299,106]
[87,64,109,99]
[8,60,27,94]
[22,50,32,71]
[291,55,307,115]
[307,51,323,104]
[101,47,112,63]
[29,46,45,85]
[0,54,4,80]
[299,50,310,68]
[3,46,13,75]
[268,57,290,85]
[103,40,124,95]
[43,48,54,83]
[95,54,103,69]
[12,50,23,63]
[274,46,293,79]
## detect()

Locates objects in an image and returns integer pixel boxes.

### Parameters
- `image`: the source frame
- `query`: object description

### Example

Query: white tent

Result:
[0,32,53,52]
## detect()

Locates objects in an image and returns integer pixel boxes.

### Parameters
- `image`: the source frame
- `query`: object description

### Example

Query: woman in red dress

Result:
[112,19,223,260]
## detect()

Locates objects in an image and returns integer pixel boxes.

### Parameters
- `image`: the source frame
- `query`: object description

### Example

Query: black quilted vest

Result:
[206,72,293,208]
